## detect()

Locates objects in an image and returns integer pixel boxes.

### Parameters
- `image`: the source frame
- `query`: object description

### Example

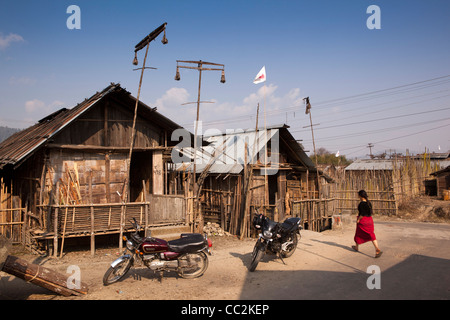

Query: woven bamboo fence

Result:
[391,155,442,202]
[291,198,334,231]
[333,156,443,216]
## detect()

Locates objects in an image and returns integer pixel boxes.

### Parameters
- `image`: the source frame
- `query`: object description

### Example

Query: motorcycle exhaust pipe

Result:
[149,259,179,271]
[165,260,179,270]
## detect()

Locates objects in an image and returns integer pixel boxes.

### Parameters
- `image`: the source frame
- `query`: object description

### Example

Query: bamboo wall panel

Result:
[45,150,127,205]
[44,196,184,239]
[148,194,185,224]
[52,100,161,149]
[292,199,333,232]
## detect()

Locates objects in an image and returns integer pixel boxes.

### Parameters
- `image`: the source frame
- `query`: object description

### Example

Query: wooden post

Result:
[0,178,4,236]
[89,171,95,256]
[153,150,164,195]
[142,180,149,237]
[105,153,111,203]
[59,206,69,258]
[22,203,28,246]
[53,181,59,257]
[59,176,71,258]
[119,202,125,251]
[2,255,88,296]
[39,161,47,229]
[220,192,225,230]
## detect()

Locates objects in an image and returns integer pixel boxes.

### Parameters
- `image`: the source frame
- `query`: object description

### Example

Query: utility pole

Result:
[367,143,374,158]
[304,97,321,199]
[120,23,167,250]
[123,23,168,204]
[175,60,226,232]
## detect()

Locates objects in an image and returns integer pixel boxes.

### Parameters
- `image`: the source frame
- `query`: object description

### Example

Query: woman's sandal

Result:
[352,245,359,252]
[375,250,383,258]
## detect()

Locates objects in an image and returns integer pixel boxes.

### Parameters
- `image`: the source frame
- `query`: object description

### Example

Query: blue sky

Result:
[1,0,449,158]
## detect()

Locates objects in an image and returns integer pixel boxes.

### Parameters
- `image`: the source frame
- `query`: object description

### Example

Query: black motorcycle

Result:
[249,212,302,272]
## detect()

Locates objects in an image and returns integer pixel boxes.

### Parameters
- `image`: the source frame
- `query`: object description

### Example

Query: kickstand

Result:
[278,252,286,265]
[158,271,164,283]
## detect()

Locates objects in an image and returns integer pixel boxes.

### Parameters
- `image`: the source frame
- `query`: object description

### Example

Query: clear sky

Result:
[1,0,449,159]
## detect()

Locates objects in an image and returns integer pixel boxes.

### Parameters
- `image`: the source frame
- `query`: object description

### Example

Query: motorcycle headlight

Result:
[126,240,134,250]
[263,231,272,239]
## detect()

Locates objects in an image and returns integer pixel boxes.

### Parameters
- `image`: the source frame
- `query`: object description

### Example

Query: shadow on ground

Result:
[237,254,450,299]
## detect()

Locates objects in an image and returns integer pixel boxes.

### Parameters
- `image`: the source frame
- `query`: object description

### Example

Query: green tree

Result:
[311,148,352,166]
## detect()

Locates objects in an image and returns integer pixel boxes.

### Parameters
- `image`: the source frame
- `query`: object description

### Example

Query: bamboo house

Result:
[173,124,334,236]
[0,83,189,253]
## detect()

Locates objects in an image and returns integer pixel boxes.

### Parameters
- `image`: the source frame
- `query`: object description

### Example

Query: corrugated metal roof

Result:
[0,83,183,169]
[345,159,450,171]
[0,85,114,169]
[345,160,394,171]
[437,160,450,168]
[173,125,315,174]
[431,165,450,176]
[174,128,277,174]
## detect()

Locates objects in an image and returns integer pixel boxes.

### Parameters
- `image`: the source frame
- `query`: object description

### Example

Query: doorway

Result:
[129,151,152,202]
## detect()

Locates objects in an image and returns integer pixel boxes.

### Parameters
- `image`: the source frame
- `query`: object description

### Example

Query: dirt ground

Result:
[1,197,449,300]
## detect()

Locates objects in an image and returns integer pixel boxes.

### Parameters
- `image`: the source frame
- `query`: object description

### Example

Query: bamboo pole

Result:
[59,206,69,258]
[89,171,95,256]
[119,201,125,251]
[53,181,59,257]
[59,171,71,258]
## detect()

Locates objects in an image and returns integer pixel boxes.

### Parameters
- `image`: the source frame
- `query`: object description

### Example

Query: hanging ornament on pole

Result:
[304,96,311,114]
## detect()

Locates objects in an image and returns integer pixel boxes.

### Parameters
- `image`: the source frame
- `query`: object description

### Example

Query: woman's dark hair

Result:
[358,190,373,215]
[358,190,369,200]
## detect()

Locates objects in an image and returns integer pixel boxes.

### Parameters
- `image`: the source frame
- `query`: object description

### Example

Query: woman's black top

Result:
[358,201,372,217]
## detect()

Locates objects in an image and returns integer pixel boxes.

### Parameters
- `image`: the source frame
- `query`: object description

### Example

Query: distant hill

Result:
[0,126,20,143]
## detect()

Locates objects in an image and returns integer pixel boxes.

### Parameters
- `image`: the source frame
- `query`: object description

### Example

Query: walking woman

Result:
[352,190,382,258]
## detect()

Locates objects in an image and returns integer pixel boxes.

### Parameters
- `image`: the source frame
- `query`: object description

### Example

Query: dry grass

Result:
[397,196,450,223]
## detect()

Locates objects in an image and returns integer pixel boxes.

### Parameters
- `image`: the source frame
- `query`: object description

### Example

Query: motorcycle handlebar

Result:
[129,218,142,232]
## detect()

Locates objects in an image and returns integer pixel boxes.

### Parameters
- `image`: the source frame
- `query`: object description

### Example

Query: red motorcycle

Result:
[103,218,212,285]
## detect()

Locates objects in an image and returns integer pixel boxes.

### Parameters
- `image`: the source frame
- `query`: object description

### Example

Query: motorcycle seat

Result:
[168,233,206,253]
[280,217,301,232]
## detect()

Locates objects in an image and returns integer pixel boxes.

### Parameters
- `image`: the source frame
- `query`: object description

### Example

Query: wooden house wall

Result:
[201,175,239,226]
[436,173,450,198]
[52,99,163,148]
[0,150,46,242]
[45,150,128,205]
[44,96,168,204]
[0,88,195,248]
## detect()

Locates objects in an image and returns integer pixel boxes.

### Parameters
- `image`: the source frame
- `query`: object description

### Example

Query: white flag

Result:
[335,150,340,157]
[253,66,266,84]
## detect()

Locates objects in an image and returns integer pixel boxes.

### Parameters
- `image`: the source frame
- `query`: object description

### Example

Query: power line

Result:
[181,75,450,129]
[301,116,450,144]
[307,90,450,125]
[291,106,450,133]
[311,75,450,107]
[338,122,450,155]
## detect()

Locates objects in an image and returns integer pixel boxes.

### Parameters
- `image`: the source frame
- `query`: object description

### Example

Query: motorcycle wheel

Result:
[249,241,265,272]
[177,251,208,279]
[280,233,298,258]
[103,257,133,286]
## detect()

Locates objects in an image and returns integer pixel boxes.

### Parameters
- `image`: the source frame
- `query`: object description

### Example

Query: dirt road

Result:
[1,217,450,300]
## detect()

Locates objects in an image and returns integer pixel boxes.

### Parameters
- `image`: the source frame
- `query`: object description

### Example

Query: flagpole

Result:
[263,83,268,215]
[252,65,269,215]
